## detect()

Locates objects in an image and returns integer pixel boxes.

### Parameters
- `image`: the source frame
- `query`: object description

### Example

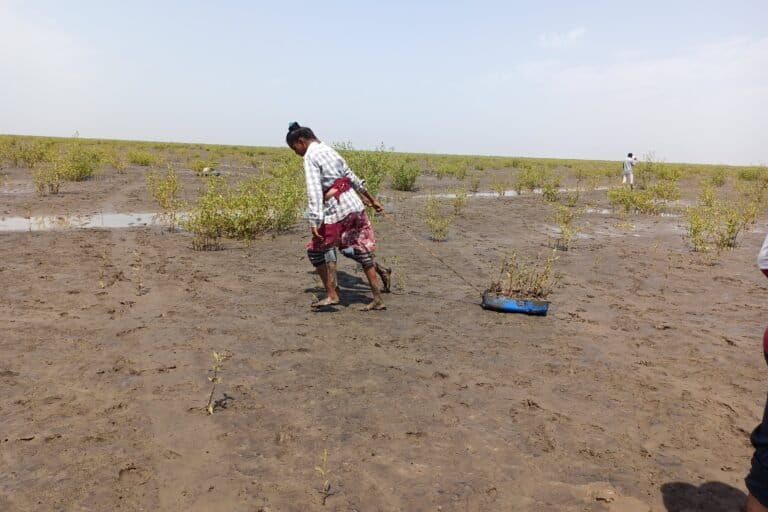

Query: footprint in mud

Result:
[270,347,310,357]
[118,464,147,483]
[434,404,460,426]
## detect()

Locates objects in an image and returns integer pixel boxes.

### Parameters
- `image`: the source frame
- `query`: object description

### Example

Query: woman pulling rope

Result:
[286,122,388,311]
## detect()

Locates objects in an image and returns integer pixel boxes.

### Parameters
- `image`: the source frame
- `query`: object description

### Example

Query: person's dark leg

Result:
[308,250,340,307]
[361,265,385,310]
[746,394,768,511]
[325,248,338,291]
[375,262,392,293]
[344,249,385,310]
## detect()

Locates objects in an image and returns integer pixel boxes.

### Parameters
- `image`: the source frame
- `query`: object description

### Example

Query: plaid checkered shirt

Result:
[303,142,368,228]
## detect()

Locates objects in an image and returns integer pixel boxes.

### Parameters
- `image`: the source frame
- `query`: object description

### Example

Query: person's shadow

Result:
[661,481,746,511]
[304,269,372,309]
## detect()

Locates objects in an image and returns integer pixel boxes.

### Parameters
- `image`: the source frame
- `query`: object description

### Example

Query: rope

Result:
[379,211,485,296]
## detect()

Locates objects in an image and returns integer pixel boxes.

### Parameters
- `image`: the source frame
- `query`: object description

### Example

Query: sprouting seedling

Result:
[206,351,228,414]
[314,449,333,505]
[131,249,144,295]
[98,248,109,289]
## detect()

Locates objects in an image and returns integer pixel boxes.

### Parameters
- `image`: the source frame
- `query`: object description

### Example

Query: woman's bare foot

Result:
[360,299,386,311]
[376,264,392,293]
[311,297,340,308]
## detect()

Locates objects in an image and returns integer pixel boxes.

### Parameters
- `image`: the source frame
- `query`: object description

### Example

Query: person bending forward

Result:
[287,122,386,311]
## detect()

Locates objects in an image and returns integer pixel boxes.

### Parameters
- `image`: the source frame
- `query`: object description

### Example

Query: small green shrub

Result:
[738,168,762,182]
[488,250,558,299]
[552,204,581,251]
[189,159,218,176]
[423,195,454,241]
[646,180,682,202]
[390,161,420,191]
[60,144,102,181]
[634,153,682,189]
[31,159,65,196]
[451,188,468,215]
[468,174,481,193]
[335,143,393,197]
[433,160,469,180]
[128,150,162,167]
[147,166,185,229]
[183,160,304,248]
[607,187,663,214]
[541,179,560,202]
[515,166,545,193]
[183,178,228,250]
[107,152,128,174]
[684,185,761,252]
[705,168,727,187]
[17,141,54,168]
[562,186,581,207]
[491,179,508,198]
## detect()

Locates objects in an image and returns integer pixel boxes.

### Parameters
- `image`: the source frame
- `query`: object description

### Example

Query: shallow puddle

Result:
[0,212,172,232]
[414,186,609,200]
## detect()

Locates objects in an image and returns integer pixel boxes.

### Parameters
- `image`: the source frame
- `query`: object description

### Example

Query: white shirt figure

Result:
[623,154,638,186]
[758,232,768,270]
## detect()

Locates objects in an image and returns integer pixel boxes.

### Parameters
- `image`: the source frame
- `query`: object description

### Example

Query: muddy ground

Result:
[1,163,767,511]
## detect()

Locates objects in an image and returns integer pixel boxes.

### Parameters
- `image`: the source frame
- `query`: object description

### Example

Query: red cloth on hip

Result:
[324,177,352,201]
[306,210,376,253]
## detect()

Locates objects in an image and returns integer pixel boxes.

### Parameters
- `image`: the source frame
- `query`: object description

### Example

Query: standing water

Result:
[0,213,172,232]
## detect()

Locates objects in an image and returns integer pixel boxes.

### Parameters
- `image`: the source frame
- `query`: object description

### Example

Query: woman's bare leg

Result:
[361,265,385,310]
[375,262,392,293]
[313,263,340,307]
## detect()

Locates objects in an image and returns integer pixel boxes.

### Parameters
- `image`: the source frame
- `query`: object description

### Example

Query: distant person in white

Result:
[623,152,639,188]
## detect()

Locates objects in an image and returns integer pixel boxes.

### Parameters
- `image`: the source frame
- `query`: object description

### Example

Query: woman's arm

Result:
[304,156,325,228]
[336,155,384,212]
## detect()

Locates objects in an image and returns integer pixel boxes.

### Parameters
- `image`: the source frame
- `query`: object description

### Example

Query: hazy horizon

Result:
[1,0,766,166]
[2,131,761,168]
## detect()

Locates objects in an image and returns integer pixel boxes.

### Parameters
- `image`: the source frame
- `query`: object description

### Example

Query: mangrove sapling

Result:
[541,180,559,202]
[451,188,468,215]
[314,449,334,505]
[423,195,454,241]
[552,204,582,251]
[109,153,128,174]
[490,179,507,198]
[705,168,727,187]
[515,166,547,193]
[468,174,481,193]
[684,183,761,253]
[488,251,558,300]
[131,249,145,296]
[390,161,420,191]
[206,351,231,414]
[127,150,162,167]
[147,166,185,231]
[31,159,65,196]
[60,143,102,181]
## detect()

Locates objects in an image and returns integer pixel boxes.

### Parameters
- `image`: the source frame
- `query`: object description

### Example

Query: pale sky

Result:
[1,0,766,165]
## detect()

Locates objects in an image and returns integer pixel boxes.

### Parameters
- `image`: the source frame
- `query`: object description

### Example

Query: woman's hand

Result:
[370,198,384,213]
[311,226,324,242]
